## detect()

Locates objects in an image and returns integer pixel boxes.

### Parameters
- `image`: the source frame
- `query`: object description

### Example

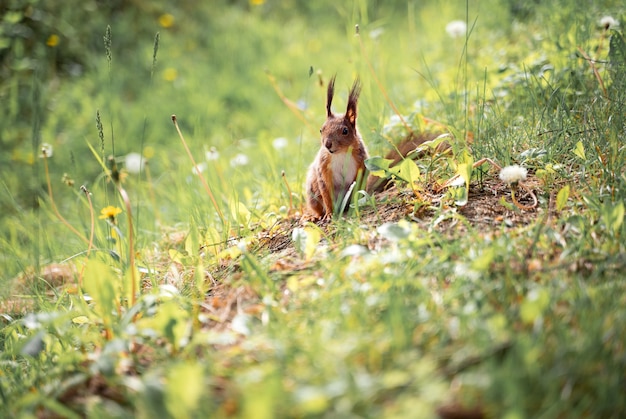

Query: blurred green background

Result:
[1,0,623,277]
[2,1,626,417]
[0,0,519,208]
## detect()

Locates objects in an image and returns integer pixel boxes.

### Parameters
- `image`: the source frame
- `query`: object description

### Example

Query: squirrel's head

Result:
[320,76,361,154]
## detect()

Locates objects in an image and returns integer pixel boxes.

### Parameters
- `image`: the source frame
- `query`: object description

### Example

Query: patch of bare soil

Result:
[257,174,544,257]
[2,174,542,321]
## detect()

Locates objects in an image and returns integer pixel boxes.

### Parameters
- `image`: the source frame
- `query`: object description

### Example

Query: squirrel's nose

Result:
[325,139,333,152]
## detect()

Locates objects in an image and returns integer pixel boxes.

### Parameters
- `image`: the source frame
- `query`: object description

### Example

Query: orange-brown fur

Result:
[306,76,448,220]
[366,131,448,193]
[306,76,368,220]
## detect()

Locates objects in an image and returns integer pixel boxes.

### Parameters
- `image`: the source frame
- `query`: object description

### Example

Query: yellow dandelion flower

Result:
[99,206,123,220]
[46,34,59,47]
[143,146,155,159]
[250,0,265,5]
[163,68,178,82]
[159,13,175,28]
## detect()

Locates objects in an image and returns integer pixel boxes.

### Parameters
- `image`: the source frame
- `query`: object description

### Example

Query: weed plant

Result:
[1,0,626,417]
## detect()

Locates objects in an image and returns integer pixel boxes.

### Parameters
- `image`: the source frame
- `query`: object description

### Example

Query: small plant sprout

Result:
[499,165,537,210]
[440,158,537,211]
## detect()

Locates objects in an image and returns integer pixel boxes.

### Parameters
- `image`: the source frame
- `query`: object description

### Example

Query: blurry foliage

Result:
[609,29,626,93]
[0,0,172,215]
[1,0,626,417]
[0,0,159,131]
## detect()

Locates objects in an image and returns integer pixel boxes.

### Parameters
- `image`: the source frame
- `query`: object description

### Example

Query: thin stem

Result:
[78,185,96,287]
[117,185,137,306]
[355,25,414,136]
[171,115,226,224]
[281,170,294,215]
[266,71,317,135]
[42,154,89,245]
[578,46,608,99]
[511,183,538,210]
[439,157,502,190]
[144,162,161,225]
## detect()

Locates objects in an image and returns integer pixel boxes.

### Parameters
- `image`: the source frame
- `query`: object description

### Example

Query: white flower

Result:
[445,20,467,38]
[192,162,207,175]
[39,143,53,158]
[272,137,288,150]
[499,165,528,184]
[230,153,249,167]
[600,15,619,30]
[369,27,384,40]
[124,152,144,174]
[205,147,219,161]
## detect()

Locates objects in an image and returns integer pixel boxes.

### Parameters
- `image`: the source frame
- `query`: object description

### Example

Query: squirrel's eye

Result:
[319,129,322,134]
[342,127,349,135]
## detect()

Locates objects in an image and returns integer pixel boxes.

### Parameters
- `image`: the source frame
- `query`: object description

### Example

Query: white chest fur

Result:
[330,151,358,195]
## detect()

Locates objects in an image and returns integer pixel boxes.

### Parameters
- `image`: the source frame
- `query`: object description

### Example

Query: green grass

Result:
[2,0,626,417]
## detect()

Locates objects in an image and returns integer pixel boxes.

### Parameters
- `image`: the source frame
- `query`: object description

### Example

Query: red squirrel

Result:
[305,76,445,221]
[305,76,368,220]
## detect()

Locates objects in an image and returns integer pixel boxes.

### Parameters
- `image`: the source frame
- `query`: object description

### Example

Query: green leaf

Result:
[556,184,570,211]
[396,158,421,185]
[520,287,550,325]
[601,201,625,233]
[572,140,586,160]
[295,386,329,415]
[165,361,205,418]
[470,247,495,272]
[3,11,23,24]
[231,201,251,225]
[137,299,190,351]
[365,156,394,178]
[418,133,452,152]
[83,259,120,328]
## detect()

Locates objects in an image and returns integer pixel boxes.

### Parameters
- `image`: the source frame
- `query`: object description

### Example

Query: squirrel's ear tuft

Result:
[326,75,336,117]
[346,77,361,126]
